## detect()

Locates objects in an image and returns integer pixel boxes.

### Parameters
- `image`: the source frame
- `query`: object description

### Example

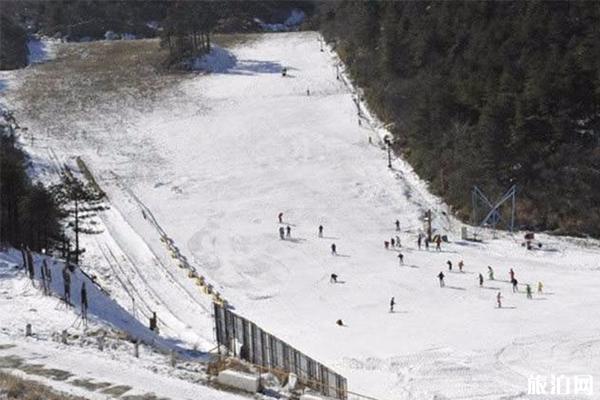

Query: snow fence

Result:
[214,302,347,399]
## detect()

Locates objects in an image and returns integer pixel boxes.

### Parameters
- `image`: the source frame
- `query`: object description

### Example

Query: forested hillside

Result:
[1,113,62,251]
[318,1,600,236]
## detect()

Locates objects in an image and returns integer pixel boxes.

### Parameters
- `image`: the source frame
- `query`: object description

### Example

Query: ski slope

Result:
[3,32,600,399]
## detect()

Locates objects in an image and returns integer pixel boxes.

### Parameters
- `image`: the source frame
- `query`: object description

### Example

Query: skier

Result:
[395,220,400,231]
[478,273,484,287]
[537,281,543,294]
[331,243,337,256]
[62,265,71,304]
[458,260,464,272]
[497,292,503,308]
[526,284,532,299]
[278,212,283,223]
[279,226,285,240]
[389,297,395,313]
[511,277,519,292]
[336,319,344,326]
[425,238,430,251]
[417,234,422,250]
[509,268,515,282]
[286,225,291,238]
[488,266,494,280]
[438,271,445,288]
[330,273,338,283]
[447,260,452,271]
[391,238,395,247]
[395,235,401,247]
[318,225,323,238]
[306,88,310,96]
[81,282,88,320]
[435,235,442,251]
[384,241,390,250]
[398,253,404,265]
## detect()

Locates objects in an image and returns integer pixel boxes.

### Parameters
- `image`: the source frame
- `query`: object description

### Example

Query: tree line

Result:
[1,0,314,70]
[318,1,600,236]
[1,113,62,251]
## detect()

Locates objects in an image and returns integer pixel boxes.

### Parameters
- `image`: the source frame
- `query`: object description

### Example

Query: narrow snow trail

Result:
[3,32,600,399]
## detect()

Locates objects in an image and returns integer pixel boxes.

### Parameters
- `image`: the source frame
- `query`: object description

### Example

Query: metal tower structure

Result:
[471,185,517,233]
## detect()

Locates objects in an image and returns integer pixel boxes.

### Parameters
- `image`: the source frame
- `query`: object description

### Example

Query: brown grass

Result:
[8,33,263,158]
[0,371,89,400]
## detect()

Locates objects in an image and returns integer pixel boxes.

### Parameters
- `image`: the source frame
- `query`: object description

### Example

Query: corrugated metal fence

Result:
[214,303,347,399]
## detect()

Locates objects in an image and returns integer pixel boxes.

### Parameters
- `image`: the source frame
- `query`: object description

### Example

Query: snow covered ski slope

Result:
[3,32,600,399]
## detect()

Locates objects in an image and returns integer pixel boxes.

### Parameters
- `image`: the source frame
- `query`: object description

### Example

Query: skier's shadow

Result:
[286,238,307,243]
[482,286,501,290]
[499,306,517,309]
[389,310,409,314]
[335,254,351,258]
[407,265,419,269]
[531,297,548,301]
[444,285,466,291]
[332,281,347,284]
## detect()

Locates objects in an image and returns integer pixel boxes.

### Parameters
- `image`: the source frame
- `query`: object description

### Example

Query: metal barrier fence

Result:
[214,302,347,399]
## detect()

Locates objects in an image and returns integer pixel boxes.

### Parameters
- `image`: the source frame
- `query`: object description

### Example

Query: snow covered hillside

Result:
[0,251,244,400]
[2,32,600,399]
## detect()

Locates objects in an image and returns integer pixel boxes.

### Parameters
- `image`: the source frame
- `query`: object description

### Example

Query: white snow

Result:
[2,31,600,399]
[258,9,305,32]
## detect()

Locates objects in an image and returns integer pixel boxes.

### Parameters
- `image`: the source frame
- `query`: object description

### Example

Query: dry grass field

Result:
[10,34,256,149]
[0,371,88,400]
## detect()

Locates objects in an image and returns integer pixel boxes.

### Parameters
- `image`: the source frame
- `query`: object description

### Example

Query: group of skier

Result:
[416,233,443,251]
[445,263,544,307]
[278,211,547,323]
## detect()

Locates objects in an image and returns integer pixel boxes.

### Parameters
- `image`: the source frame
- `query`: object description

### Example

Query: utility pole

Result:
[74,197,79,265]
[426,209,432,241]
[384,136,392,168]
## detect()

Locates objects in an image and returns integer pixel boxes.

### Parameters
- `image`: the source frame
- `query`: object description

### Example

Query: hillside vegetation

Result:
[0,371,87,400]
[1,115,62,251]
[319,1,600,236]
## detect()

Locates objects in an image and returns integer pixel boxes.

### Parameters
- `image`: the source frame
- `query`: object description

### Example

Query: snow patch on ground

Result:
[27,36,59,65]
[258,9,306,32]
